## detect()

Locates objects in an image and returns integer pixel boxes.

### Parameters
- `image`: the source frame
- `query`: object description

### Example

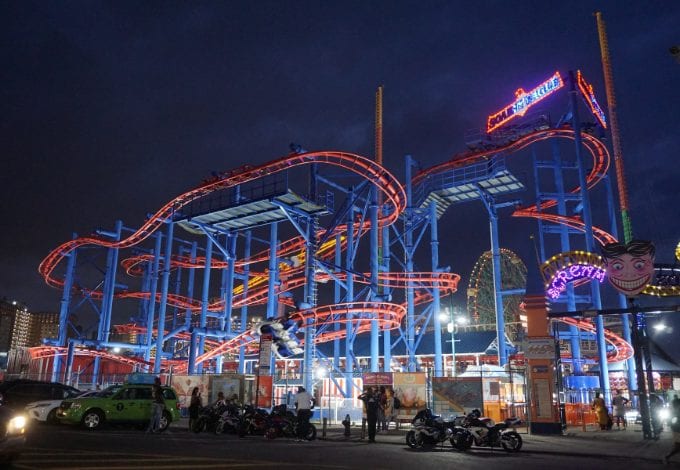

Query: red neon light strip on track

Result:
[34,127,633,369]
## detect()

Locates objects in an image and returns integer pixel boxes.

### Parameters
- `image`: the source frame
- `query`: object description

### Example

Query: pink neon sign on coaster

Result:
[487,71,564,133]
[547,263,606,300]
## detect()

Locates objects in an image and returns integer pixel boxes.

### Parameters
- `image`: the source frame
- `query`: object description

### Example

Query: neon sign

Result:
[576,70,607,129]
[547,263,606,300]
[487,71,564,133]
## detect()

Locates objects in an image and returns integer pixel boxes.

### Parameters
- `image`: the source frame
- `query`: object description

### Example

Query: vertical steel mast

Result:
[595,11,632,243]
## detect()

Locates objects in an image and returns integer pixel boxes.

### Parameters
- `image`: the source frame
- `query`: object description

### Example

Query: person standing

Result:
[188,387,201,432]
[591,392,608,431]
[663,395,680,464]
[612,389,629,430]
[382,389,396,431]
[294,386,313,441]
[359,387,380,442]
[147,377,165,433]
[377,386,387,432]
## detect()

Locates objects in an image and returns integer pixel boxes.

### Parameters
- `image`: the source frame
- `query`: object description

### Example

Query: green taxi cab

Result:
[57,383,180,431]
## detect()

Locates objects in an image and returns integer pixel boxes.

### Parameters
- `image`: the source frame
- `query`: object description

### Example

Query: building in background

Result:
[0,298,59,374]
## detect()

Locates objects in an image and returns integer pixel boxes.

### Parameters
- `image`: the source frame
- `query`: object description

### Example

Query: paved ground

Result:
[313,420,676,465]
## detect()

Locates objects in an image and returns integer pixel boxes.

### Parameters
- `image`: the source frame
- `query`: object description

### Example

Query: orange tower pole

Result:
[375,85,384,252]
[595,11,633,243]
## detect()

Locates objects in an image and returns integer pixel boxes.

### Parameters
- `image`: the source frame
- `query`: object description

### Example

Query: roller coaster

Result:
[34,69,638,395]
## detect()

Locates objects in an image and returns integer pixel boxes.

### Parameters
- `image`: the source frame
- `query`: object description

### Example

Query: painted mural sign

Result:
[432,377,483,416]
[524,337,557,360]
[393,372,427,418]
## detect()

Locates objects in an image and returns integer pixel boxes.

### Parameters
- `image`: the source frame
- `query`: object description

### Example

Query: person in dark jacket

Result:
[359,387,380,443]
[146,377,165,433]
[188,387,201,432]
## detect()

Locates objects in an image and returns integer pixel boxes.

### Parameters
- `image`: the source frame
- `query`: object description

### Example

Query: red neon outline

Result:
[576,70,607,129]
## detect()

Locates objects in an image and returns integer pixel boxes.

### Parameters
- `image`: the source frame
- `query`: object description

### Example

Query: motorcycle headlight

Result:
[658,408,670,420]
[8,415,27,433]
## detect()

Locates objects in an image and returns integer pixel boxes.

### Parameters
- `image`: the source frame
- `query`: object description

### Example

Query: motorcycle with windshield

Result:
[450,409,522,452]
[405,409,456,450]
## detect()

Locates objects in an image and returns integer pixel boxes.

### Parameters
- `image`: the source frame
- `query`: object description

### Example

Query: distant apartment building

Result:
[0,298,60,370]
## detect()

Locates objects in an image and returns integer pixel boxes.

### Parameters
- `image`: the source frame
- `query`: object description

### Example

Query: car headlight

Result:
[8,415,27,433]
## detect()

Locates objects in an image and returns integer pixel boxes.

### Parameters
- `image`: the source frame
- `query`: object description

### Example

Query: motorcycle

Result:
[405,409,456,450]
[192,403,228,433]
[450,409,522,453]
[214,403,242,435]
[238,405,271,437]
[265,404,317,440]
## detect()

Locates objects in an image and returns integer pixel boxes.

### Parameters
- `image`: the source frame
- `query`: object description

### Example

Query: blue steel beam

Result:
[154,220,174,375]
[370,186,380,372]
[569,70,609,403]
[53,233,77,383]
[238,230,252,374]
[430,201,443,377]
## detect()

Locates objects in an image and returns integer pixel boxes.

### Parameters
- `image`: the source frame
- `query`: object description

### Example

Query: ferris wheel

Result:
[466,248,527,341]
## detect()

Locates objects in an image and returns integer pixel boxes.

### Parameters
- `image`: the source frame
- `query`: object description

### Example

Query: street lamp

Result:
[439,308,469,377]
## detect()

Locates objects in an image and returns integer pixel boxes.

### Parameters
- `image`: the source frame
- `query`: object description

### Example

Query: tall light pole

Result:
[439,308,468,377]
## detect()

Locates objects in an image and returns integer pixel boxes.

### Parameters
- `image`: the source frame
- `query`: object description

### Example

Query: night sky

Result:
[2,2,679,350]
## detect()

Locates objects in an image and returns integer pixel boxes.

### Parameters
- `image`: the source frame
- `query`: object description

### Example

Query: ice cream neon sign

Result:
[487,71,564,133]
[577,70,607,129]
[547,263,606,300]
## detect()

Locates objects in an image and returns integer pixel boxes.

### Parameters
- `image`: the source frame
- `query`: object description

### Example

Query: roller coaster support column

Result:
[196,237,214,373]
[265,223,278,375]
[345,187,355,395]
[266,223,279,322]
[333,233,342,366]
[477,191,510,366]
[184,242,198,330]
[370,186,380,372]
[145,232,162,364]
[93,220,122,386]
[548,142,583,374]
[382,207,391,373]
[52,233,77,383]
[239,231,252,374]
[302,163,319,392]
[64,340,75,386]
[405,155,417,372]
[569,70,609,402]
[154,220,174,375]
[221,234,237,335]
[430,201,443,377]
[188,329,198,374]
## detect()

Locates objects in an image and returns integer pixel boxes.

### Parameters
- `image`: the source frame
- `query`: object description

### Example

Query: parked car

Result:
[57,383,180,431]
[25,389,99,424]
[0,403,28,465]
[0,379,81,412]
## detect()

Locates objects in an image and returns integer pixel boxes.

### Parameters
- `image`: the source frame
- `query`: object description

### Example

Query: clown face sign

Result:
[601,240,655,296]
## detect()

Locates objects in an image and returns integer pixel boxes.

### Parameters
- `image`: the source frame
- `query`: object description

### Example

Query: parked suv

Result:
[57,383,180,431]
[0,379,81,411]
